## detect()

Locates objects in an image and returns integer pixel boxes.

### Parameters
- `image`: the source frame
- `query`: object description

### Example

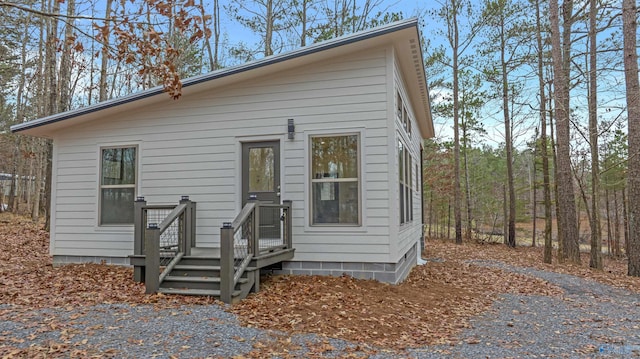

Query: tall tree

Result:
[532,0,553,263]
[430,0,483,244]
[42,0,60,230]
[586,0,601,269]
[200,0,220,71]
[482,0,526,248]
[459,72,486,240]
[99,0,113,102]
[314,0,383,40]
[549,0,580,263]
[228,0,291,58]
[622,0,640,276]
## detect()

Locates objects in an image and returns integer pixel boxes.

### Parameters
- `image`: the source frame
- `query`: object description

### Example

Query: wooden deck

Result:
[133,198,294,303]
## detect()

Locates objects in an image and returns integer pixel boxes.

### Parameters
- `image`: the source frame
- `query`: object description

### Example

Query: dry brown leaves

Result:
[2,212,637,358]
[0,213,217,308]
[0,213,222,358]
[231,244,563,353]
[424,239,640,293]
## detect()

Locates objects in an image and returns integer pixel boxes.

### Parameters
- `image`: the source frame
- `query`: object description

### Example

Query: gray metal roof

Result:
[11,18,424,134]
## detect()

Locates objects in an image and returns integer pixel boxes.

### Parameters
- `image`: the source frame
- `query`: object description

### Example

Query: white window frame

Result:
[308,132,362,227]
[396,89,412,140]
[98,145,138,226]
[399,138,414,226]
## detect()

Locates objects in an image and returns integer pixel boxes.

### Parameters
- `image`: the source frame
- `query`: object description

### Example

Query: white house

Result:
[11,18,433,285]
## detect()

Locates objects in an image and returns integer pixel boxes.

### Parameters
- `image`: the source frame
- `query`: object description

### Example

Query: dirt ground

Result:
[0,212,637,357]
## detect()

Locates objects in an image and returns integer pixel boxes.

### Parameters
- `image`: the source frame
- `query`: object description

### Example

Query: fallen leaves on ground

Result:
[231,247,563,352]
[0,213,217,309]
[1,212,637,358]
[424,238,640,293]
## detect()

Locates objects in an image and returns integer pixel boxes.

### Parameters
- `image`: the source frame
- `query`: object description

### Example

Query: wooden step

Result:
[178,256,221,266]
[158,287,241,298]
[161,275,248,290]
[163,276,221,283]
[172,264,258,272]
[171,264,221,277]
[173,264,220,271]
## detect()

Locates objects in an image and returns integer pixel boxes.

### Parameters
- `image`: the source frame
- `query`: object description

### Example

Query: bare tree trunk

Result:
[623,0,640,276]
[532,128,537,248]
[500,12,516,248]
[614,190,621,257]
[587,0,602,269]
[536,0,553,263]
[43,0,60,231]
[623,186,629,256]
[199,0,214,71]
[462,119,472,240]
[447,200,452,240]
[212,0,221,69]
[503,184,508,245]
[99,0,113,102]
[549,0,580,263]
[605,189,612,255]
[31,151,43,222]
[451,0,463,244]
[428,191,434,238]
[300,0,308,46]
[58,0,75,111]
[7,146,18,212]
[265,0,274,56]
[25,151,34,211]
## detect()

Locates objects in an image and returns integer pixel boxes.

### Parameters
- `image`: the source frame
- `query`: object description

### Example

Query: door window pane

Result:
[249,147,274,192]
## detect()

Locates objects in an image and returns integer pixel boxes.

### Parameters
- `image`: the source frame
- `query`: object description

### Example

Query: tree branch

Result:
[0,1,115,22]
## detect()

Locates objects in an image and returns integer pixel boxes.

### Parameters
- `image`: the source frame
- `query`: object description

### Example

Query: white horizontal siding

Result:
[50,46,394,262]
[392,51,425,263]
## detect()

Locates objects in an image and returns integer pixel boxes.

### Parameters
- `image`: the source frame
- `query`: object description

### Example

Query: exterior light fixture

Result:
[288,118,295,139]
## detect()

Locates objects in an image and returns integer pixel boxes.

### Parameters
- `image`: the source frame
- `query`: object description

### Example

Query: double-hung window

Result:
[397,89,414,225]
[399,140,413,225]
[310,134,360,225]
[99,146,137,225]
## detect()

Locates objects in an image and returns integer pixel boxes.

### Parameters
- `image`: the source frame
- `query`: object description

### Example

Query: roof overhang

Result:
[11,18,433,139]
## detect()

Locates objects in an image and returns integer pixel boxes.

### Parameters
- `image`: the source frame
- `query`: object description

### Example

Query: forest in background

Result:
[0,0,639,274]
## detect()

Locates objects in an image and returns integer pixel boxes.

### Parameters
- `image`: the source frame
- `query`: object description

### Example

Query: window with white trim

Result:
[399,140,413,224]
[310,134,360,225]
[99,146,136,225]
[397,90,412,138]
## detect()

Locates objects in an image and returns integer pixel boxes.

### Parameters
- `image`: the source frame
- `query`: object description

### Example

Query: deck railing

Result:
[133,196,196,293]
[220,199,292,303]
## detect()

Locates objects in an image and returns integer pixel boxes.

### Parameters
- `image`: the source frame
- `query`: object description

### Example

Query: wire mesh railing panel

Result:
[233,212,252,270]
[144,207,180,267]
[258,205,285,252]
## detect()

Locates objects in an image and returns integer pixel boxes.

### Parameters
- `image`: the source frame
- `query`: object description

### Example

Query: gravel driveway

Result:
[1,261,639,358]
[411,261,640,358]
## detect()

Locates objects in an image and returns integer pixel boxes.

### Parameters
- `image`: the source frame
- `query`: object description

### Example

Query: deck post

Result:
[220,222,234,304]
[283,200,292,249]
[144,223,160,294]
[190,201,197,249]
[252,201,260,256]
[180,196,192,256]
[133,196,147,282]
